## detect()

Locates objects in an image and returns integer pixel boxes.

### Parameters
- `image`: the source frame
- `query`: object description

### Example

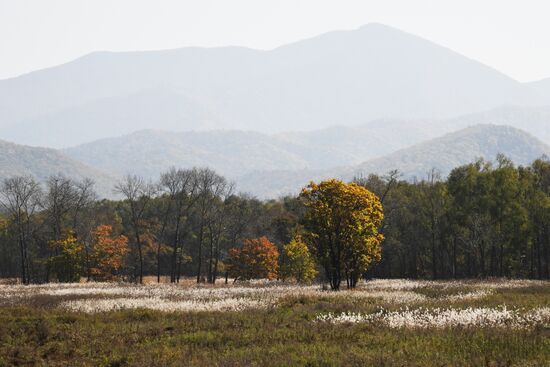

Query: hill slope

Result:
[236,125,550,198]
[64,127,412,178]
[348,124,550,180]
[0,23,545,147]
[63,123,458,179]
[0,140,117,196]
[64,130,311,179]
[443,105,550,144]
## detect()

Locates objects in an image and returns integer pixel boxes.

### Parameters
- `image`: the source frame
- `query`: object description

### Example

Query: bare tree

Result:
[421,168,447,280]
[206,183,234,284]
[41,175,97,281]
[194,168,230,283]
[72,179,97,281]
[159,168,199,283]
[71,178,97,231]
[0,176,42,284]
[115,175,156,283]
[43,175,81,242]
[208,191,261,284]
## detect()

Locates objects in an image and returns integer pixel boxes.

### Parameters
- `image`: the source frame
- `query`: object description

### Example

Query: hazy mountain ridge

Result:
[527,78,550,104]
[64,130,312,178]
[347,124,550,179]
[236,124,550,198]
[0,139,117,196]
[64,127,395,178]
[440,105,550,144]
[1,23,547,147]
[2,103,549,199]
[0,87,222,148]
[62,106,550,182]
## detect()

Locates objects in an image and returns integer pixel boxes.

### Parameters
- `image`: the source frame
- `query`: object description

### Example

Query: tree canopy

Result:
[228,237,279,281]
[300,179,384,290]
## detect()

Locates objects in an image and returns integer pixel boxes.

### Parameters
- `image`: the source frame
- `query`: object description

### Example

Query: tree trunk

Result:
[213,237,220,284]
[196,223,204,283]
[452,235,457,278]
[479,240,486,278]
[136,236,143,284]
[431,219,437,280]
[207,231,214,283]
[18,228,27,285]
[156,242,162,283]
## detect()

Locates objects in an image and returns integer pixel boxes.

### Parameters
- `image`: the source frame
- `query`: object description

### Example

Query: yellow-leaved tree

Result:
[48,230,84,283]
[300,179,384,290]
[281,235,318,284]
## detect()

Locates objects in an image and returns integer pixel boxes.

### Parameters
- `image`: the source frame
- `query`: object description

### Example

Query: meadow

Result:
[1,279,549,366]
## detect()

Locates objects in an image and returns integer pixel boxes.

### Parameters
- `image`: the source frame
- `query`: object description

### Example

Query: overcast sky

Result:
[1,0,549,82]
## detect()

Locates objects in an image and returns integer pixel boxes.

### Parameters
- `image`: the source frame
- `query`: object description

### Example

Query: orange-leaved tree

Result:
[89,225,129,281]
[227,236,279,281]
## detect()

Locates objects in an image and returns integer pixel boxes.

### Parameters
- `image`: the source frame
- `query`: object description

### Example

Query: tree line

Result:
[1,155,549,285]
[361,155,550,280]
[0,168,306,284]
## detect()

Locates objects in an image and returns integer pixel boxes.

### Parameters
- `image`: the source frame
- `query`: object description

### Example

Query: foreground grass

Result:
[1,282,549,366]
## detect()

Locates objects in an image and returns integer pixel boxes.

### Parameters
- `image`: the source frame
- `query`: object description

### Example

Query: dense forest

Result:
[1,155,549,284]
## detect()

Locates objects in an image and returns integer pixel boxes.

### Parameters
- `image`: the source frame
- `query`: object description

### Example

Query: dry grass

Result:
[0,279,549,366]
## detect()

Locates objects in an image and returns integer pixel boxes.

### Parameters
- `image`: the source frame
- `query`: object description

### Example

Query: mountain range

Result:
[0,23,548,148]
[0,23,549,198]
[1,121,547,199]
[62,105,550,181]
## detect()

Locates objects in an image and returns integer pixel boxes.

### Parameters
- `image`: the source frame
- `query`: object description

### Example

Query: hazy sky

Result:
[1,0,549,82]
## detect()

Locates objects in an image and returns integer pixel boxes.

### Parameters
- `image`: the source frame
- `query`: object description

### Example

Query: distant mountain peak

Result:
[0,23,547,148]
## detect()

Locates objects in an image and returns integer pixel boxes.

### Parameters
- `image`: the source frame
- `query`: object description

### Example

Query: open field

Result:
[1,279,549,366]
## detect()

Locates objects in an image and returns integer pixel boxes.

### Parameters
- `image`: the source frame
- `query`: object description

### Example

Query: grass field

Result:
[1,279,549,366]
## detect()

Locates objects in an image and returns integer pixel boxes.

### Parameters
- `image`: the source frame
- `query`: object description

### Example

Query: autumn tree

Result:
[227,236,279,281]
[280,235,317,283]
[89,225,129,281]
[48,230,84,282]
[300,179,384,290]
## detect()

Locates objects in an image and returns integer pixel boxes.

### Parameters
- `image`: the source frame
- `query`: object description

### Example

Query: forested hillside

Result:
[0,139,116,197]
[349,124,550,180]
